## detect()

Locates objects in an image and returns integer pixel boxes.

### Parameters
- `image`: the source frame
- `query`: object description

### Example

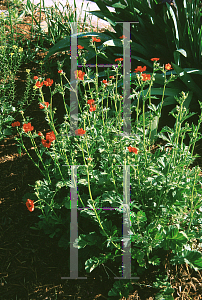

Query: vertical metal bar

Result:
[69,22,78,137]
[61,165,87,279]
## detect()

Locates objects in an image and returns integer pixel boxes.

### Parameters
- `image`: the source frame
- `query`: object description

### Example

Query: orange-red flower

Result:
[39,102,49,109]
[87,99,95,105]
[109,76,114,79]
[89,105,96,112]
[134,66,146,73]
[119,35,127,39]
[23,122,34,133]
[74,70,85,80]
[41,139,52,148]
[115,58,123,62]
[142,73,151,81]
[38,132,43,136]
[78,45,84,49]
[75,128,86,136]
[165,63,172,70]
[58,70,63,73]
[33,76,38,80]
[26,199,34,212]
[46,131,56,142]
[11,121,20,127]
[92,37,101,42]
[43,78,53,87]
[128,146,138,154]
[151,58,160,61]
[41,131,56,148]
[35,81,43,88]
[102,79,108,87]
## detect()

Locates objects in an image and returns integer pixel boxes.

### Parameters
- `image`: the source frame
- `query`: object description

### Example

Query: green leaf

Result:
[184,250,202,270]
[85,254,108,273]
[49,228,60,238]
[30,226,39,231]
[148,255,161,266]
[161,226,188,250]
[150,115,159,144]
[3,128,13,136]
[74,232,102,249]
[45,31,114,61]
[175,48,187,57]
[78,178,88,186]
[166,3,179,54]
[58,233,70,250]
[172,63,202,100]
[108,280,133,298]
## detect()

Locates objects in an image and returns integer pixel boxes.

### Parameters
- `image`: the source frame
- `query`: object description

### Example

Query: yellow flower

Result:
[10,53,14,57]
[26,69,31,74]
[12,45,18,50]
[18,47,23,53]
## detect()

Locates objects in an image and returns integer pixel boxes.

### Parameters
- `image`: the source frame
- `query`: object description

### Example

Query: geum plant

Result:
[11,37,202,298]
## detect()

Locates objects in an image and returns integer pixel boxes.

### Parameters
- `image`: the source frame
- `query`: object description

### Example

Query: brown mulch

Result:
[0,0,202,299]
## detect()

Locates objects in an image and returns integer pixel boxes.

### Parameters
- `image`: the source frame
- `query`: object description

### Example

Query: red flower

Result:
[89,105,96,112]
[119,35,127,39]
[87,99,95,105]
[43,78,53,87]
[92,37,101,42]
[26,199,34,212]
[151,58,160,61]
[109,76,114,79]
[11,121,20,127]
[102,79,108,86]
[33,76,38,80]
[128,146,138,154]
[39,102,49,109]
[58,70,63,73]
[142,73,151,81]
[115,58,123,62]
[78,45,84,49]
[74,70,85,80]
[23,122,34,133]
[35,81,43,88]
[165,63,172,70]
[41,139,52,148]
[46,131,56,142]
[75,128,86,136]
[134,66,146,73]
[38,132,43,136]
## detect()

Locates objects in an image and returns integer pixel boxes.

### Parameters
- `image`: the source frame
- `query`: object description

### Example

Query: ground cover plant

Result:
[1,0,202,299]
